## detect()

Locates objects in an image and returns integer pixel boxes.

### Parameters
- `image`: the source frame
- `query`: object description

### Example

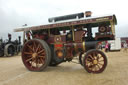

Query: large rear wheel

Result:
[83,49,107,73]
[22,39,51,71]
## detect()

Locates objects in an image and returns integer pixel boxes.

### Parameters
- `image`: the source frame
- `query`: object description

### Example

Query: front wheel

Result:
[22,39,51,71]
[83,49,107,73]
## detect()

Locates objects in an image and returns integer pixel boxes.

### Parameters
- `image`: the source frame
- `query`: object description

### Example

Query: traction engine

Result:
[14,11,117,73]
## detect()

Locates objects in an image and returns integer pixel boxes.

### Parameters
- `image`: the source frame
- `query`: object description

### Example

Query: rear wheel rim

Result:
[22,40,47,71]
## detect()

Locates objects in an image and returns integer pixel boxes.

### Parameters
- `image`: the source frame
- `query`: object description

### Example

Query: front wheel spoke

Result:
[88,55,94,60]
[98,60,104,62]
[88,63,94,68]
[97,55,101,59]
[94,66,97,71]
[96,64,101,70]
[90,65,95,70]
[98,63,104,66]
[93,65,97,71]
[87,58,92,61]
[86,60,92,65]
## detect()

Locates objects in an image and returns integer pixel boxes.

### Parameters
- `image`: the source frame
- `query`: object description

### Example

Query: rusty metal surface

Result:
[74,30,85,42]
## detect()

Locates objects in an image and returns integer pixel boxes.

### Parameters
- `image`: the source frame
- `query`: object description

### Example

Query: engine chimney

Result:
[8,33,11,42]
[18,36,21,44]
[85,11,92,17]
[85,11,93,41]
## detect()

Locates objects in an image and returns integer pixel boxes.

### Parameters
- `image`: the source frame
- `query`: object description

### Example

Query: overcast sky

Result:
[0,0,128,41]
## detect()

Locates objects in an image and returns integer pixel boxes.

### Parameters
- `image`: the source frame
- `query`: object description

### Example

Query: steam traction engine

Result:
[14,11,117,73]
[0,34,21,57]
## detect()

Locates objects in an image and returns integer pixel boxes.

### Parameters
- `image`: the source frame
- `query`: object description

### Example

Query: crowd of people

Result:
[98,41,111,52]
[98,41,128,52]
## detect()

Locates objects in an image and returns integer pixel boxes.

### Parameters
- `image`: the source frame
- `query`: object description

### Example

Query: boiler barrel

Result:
[65,41,98,53]
[74,41,98,52]
[85,41,98,51]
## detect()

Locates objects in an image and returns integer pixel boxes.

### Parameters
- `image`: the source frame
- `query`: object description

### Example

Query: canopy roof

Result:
[14,14,117,32]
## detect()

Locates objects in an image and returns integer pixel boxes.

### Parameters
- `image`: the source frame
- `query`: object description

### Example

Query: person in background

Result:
[105,41,109,52]
[108,43,111,51]
[97,42,102,50]
[26,31,31,40]
[123,42,127,52]
[8,33,11,42]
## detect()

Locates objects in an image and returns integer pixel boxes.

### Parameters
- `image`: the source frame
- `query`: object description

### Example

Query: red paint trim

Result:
[55,44,63,48]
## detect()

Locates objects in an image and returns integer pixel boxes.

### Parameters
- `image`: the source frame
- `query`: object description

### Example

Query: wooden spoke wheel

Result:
[22,39,51,71]
[83,49,107,73]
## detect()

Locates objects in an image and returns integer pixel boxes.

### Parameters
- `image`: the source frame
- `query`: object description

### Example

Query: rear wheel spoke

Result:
[40,58,44,65]
[31,61,34,67]
[36,59,38,68]
[38,49,45,54]
[24,52,33,55]
[36,44,40,52]
[26,57,32,62]
[39,56,45,58]
[33,41,37,52]
[27,45,33,52]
